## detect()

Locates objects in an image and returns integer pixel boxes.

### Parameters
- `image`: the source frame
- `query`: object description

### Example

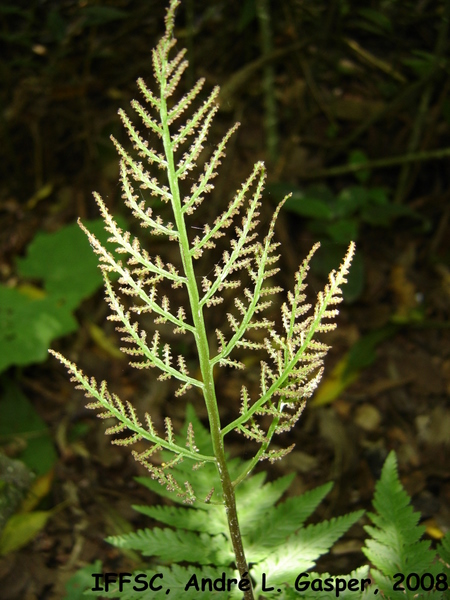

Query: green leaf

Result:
[336,185,370,216]
[17,218,126,308]
[284,193,334,219]
[324,218,358,244]
[237,474,295,535]
[80,6,127,26]
[0,510,52,555]
[348,150,371,183]
[344,324,398,375]
[0,379,58,475]
[107,527,234,565]
[251,510,364,586]
[132,502,228,535]
[264,566,371,600]
[245,482,333,559]
[361,202,419,226]
[437,531,450,566]
[64,560,102,600]
[0,285,77,372]
[402,50,437,77]
[367,187,389,205]
[357,8,393,33]
[362,452,441,599]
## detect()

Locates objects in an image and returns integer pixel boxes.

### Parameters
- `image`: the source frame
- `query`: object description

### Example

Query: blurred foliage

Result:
[0,218,125,372]
[0,378,57,475]
[0,380,58,555]
[268,174,425,301]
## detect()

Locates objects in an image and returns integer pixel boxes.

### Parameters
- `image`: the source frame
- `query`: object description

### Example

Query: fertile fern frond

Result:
[51,0,354,496]
[48,350,214,502]
[222,240,354,475]
[52,2,360,596]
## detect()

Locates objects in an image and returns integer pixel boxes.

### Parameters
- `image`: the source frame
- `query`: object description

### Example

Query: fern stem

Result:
[217,455,254,599]
[159,63,254,599]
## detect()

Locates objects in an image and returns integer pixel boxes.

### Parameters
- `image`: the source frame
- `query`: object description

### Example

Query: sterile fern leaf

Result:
[244,482,334,557]
[437,531,450,568]
[362,451,444,598]
[236,473,295,529]
[251,510,364,586]
[132,502,228,536]
[106,527,234,566]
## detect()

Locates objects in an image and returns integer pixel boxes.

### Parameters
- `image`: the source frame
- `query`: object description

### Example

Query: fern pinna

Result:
[361,452,450,599]
[51,1,356,598]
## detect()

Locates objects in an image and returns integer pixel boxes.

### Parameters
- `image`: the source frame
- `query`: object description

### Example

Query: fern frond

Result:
[48,350,213,467]
[244,481,333,555]
[362,451,443,598]
[51,1,359,594]
[211,192,285,368]
[251,510,364,586]
[437,531,450,567]
[117,107,166,166]
[222,241,355,469]
[106,527,233,565]
[133,502,227,535]
[167,76,205,125]
[103,277,198,385]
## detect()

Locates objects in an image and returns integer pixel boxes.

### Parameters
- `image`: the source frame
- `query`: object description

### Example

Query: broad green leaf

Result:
[348,150,371,183]
[17,218,127,308]
[336,185,370,215]
[324,218,358,244]
[0,379,57,475]
[64,560,102,600]
[0,285,77,371]
[358,8,393,33]
[0,510,52,555]
[80,6,127,26]
[284,193,333,219]
[361,202,419,226]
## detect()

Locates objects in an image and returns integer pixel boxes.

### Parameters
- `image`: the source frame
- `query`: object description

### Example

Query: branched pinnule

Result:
[50,1,355,598]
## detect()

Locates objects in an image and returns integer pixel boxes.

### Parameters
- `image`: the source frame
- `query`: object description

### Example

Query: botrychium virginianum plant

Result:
[49,1,370,598]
